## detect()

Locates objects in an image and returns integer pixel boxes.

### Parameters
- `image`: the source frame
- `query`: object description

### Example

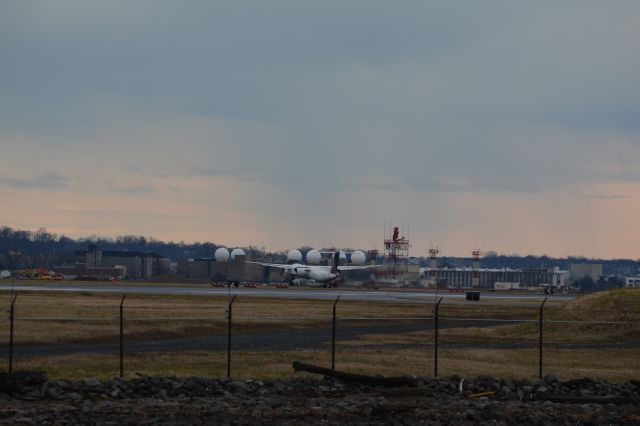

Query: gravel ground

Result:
[1,371,638,425]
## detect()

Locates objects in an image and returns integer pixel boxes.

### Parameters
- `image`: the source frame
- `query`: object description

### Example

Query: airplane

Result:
[247,251,377,287]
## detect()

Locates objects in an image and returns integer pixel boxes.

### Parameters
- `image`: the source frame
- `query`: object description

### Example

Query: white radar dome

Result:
[287,249,303,263]
[230,248,245,260]
[350,251,366,265]
[306,249,321,264]
[214,247,230,262]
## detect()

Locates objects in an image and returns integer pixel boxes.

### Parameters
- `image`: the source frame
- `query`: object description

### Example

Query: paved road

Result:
[0,282,577,305]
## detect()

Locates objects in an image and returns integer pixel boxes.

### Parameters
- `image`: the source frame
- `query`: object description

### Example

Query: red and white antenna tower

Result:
[428,240,440,289]
[383,223,410,277]
[472,249,483,288]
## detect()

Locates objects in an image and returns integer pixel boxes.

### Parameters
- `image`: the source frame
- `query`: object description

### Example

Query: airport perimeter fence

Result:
[2,291,639,382]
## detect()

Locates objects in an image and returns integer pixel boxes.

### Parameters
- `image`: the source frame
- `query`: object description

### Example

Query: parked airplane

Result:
[247,251,376,287]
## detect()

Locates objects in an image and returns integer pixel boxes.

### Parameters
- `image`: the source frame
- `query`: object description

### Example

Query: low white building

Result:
[625,276,640,288]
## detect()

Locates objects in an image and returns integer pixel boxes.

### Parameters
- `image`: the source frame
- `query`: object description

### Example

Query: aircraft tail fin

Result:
[331,251,340,274]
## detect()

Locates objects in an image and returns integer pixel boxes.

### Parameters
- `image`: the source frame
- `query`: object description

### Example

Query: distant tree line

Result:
[0,225,223,270]
[0,225,637,276]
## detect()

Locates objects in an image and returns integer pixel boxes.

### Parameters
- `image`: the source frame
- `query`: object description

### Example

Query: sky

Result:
[1,1,639,258]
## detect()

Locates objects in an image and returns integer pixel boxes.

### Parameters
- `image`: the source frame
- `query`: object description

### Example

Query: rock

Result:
[477,375,498,389]
[84,378,101,387]
[55,380,70,389]
[543,374,557,385]
[565,378,594,388]
[272,381,287,393]
[230,381,250,392]
[503,379,516,391]
[46,388,63,400]
[11,417,34,425]
[0,410,18,419]
[0,371,48,394]
[263,397,284,408]
[0,376,636,424]
[20,390,41,401]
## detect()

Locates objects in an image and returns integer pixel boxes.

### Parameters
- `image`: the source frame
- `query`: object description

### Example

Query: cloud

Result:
[1,2,640,257]
[0,173,70,189]
[583,194,629,200]
[108,186,155,195]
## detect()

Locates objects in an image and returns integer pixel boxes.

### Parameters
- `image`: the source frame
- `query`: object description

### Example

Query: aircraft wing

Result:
[337,264,383,271]
[245,261,295,271]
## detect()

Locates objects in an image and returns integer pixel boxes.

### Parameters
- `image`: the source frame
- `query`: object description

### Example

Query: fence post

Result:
[227,295,237,378]
[434,297,443,378]
[539,297,547,381]
[119,294,126,378]
[8,294,17,373]
[331,296,340,371]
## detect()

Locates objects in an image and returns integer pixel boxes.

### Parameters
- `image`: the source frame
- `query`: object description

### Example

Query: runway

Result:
[0,281,577,305]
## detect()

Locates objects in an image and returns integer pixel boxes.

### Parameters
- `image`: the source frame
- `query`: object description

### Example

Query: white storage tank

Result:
[230,248,246,260]
[287,249,303,263]
[214,247,230,262]
[350,250,366,265]
[306,249,321,264]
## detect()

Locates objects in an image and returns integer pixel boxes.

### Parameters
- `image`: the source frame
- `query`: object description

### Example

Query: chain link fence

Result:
[2,291,639,381]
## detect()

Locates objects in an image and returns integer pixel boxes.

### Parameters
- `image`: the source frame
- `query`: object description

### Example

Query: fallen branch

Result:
[468,391,496,398]
[292,361,418,387]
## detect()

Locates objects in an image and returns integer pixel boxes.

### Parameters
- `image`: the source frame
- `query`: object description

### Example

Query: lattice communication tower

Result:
[384,226,410,276]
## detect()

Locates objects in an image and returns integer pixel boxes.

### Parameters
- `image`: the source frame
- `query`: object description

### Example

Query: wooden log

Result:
[292,361,418,387]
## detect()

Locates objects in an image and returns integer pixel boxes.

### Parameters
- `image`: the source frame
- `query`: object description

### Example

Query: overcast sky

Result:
[1,1,639,258]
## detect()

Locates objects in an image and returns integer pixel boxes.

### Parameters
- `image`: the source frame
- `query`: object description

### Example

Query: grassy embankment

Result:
[341,288,640,345]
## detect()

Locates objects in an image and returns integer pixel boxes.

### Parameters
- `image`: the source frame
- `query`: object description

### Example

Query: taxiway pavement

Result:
[0,282,577,305]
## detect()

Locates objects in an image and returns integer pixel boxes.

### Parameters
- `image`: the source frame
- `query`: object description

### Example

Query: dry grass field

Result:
[6,347,638,382]
[1,288,638,382]
[1,290,546,345]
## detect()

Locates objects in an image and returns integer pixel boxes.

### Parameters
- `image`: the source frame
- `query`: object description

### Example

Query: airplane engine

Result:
[281,269,294,283]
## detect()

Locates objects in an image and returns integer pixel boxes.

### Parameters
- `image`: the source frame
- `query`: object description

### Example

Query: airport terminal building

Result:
[422,267,569,290]
[54,244,170,279]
